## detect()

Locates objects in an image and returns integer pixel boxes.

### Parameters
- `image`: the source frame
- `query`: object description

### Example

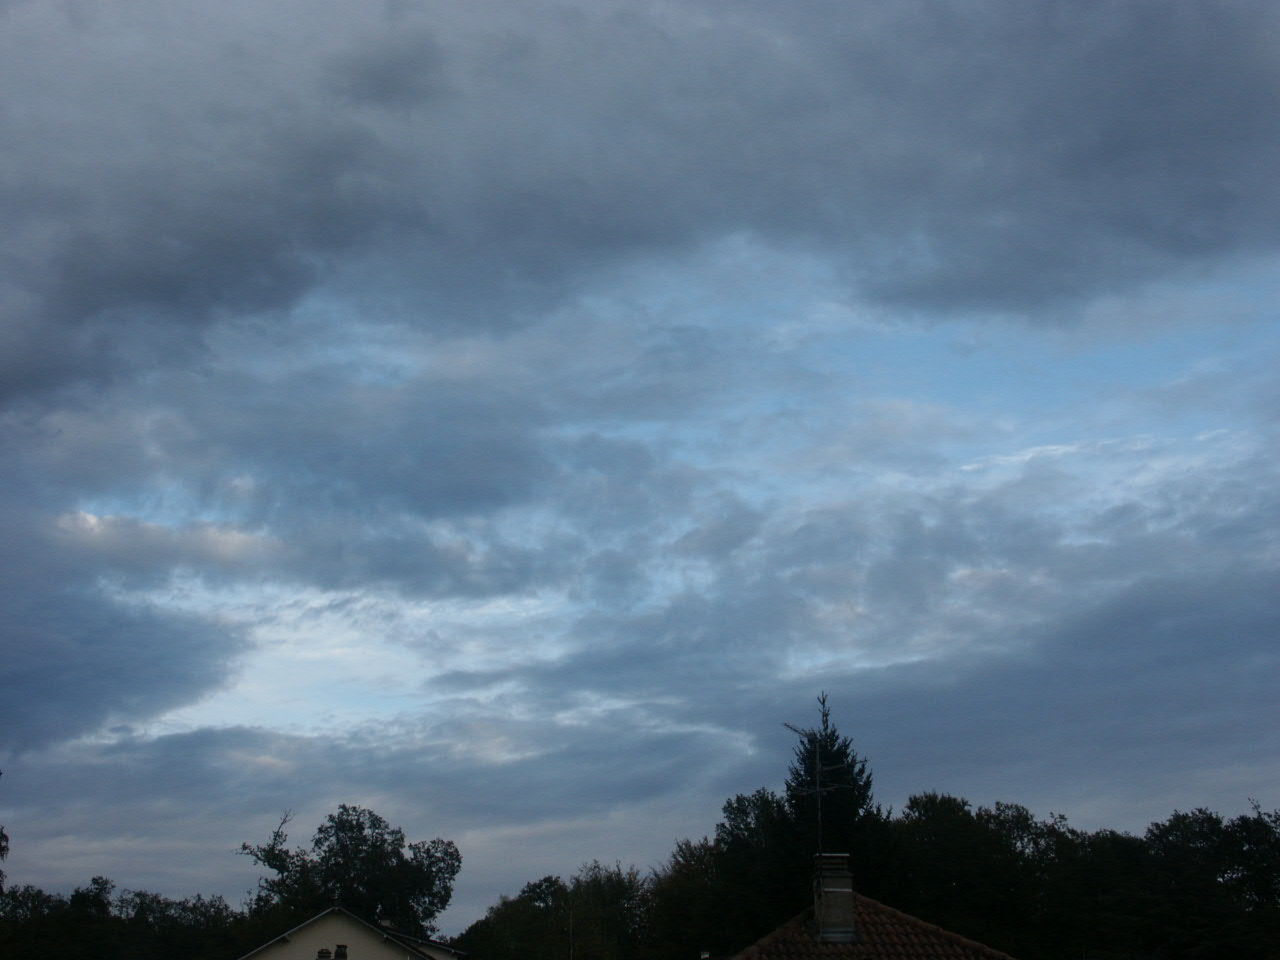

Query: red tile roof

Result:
[730,897,1020,960]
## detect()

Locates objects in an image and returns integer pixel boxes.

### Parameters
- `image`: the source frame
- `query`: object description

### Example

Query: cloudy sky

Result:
[3,0,1280,934]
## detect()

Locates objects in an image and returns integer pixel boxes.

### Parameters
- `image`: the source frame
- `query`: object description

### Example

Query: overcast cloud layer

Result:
[3,0,1280,933]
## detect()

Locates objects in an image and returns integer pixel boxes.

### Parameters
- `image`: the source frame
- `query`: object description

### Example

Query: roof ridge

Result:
[728,894,1023,960]
[234,906,443,960]
[732,908,811,960]
[851,893,1021,960]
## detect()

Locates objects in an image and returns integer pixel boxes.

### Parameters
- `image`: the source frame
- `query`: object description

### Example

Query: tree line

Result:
[455,696,1280,960]
[4,700,1280,959]
[0,803,460,958]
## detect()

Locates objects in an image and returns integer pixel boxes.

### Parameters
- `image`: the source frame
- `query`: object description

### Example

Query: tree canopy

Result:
[643,694,890,958]
[0,876,240,959]
[240,804,461,936]
[0,770,9,888]
[453,861,647,960]
[784,691,877,848]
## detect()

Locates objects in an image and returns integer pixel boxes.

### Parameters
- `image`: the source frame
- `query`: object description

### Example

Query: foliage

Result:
[886,794,1054,955]
[783,692,879,856]
[241,804,462,935]
[648,695,888,960]
[0,877,242,959]
[0,770,7,888]
[877,795,1280,960]
[711,786,809,941]
[644,838,721,960]
[453,875,572,960]
[570,861,650,960]
[454,861,648,960]
[644,698,1280,960]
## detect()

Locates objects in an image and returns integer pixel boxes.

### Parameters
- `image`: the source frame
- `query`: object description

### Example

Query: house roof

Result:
[730,897,1020,960]
[380,920,465,960]
[235,905,463,960]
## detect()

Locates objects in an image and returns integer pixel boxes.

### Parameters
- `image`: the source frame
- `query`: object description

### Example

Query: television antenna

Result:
[784,693,855,855]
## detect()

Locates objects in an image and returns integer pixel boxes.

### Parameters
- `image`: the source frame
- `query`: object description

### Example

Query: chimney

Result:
[317,950,333,960]
[812,853,856,943]
[335,947,348,960]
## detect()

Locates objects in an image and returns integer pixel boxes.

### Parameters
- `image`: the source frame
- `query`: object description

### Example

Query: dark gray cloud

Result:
[853,565,1280,826]
[0,415,247,748]
[4,0,1280,399]
[0,716,744,916]
[5,544,1276,918]
[0,515,247,750]
[327,29,449,110]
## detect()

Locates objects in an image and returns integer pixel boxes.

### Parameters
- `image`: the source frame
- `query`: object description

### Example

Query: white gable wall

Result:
[245,912,423,960]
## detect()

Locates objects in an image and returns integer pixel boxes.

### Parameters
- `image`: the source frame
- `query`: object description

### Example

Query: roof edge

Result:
[728,895,1021,960]
[234,906,449,960]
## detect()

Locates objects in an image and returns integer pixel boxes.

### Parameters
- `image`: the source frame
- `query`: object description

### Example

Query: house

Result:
[729,854,1019,960]
[235,905,464,960]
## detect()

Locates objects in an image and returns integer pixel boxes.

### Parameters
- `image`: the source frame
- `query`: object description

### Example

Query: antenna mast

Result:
[784,693,852,855]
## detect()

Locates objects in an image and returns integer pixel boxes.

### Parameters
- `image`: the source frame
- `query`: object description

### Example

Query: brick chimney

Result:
[812,853,856,943]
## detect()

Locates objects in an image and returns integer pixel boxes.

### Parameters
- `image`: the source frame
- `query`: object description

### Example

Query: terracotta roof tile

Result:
[730,897,1020,960]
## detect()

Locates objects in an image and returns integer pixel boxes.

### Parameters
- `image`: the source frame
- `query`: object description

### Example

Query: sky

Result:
[2,0,1280,936]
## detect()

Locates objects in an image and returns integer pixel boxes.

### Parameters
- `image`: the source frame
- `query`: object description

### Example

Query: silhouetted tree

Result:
[782,693,892,900]
[0,878,242,960]
[569,861,649,960]
[459,695,1280,960]
[783,693,878,857]
[889,794,1039,952]
[454,875,572,960]
[0,771,8,888]
[645,838,723,960]
[648,695,886,958]
[242,804,461,935]
[456,862,647,960]
[714,786,808,937]
[1136,806,1280,959]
